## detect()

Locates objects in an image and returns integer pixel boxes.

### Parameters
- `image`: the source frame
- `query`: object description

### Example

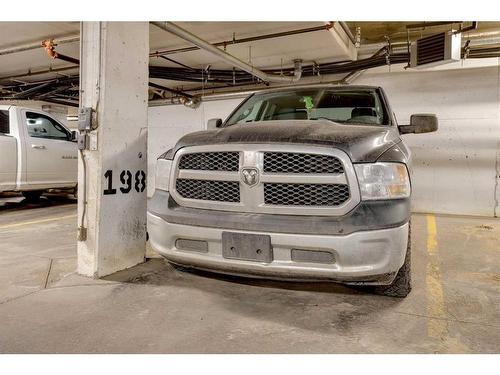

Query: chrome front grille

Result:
[178,151,239,171]
[176,179,240,202]
[263,152,344,174]
[170,144,360,216]
[264,183,350,206]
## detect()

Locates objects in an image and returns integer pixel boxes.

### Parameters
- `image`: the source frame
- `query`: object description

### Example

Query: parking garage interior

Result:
[1,14,499,356]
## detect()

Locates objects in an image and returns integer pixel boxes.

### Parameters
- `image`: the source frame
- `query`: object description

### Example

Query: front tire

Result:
[22,190,43,202]
[374,223,412,298]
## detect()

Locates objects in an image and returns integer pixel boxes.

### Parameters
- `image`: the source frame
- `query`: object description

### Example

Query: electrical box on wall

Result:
[77,107,94,150]
[410,32,461,68]
[78,107,93,131]
[77,134,87,150]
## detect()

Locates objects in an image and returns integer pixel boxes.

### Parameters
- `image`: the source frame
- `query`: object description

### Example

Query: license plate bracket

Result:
[222,232,273,263]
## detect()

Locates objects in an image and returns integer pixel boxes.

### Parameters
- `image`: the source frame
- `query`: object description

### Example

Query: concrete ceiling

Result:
[0,21,354,85]
[149,21,353,69]
[1,21,499,100]
[0,22,80,82]
[147,21,355,91]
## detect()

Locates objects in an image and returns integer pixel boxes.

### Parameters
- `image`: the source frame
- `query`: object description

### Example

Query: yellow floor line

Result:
[426,214,448,339]
[0,214,77,230]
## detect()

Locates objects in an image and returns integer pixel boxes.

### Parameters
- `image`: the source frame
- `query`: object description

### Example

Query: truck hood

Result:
[172,120,401,162]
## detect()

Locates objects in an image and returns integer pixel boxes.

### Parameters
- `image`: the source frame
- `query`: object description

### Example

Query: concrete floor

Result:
[0,193,499,353]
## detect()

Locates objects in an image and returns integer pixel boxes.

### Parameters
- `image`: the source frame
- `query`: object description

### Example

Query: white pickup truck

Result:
[0,105,77,201]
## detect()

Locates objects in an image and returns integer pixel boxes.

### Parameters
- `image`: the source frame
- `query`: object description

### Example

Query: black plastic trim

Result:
[148,190,411,236]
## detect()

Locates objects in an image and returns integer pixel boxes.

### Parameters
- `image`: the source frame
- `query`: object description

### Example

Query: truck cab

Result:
[147,85,438,297]
[0,105,77,200]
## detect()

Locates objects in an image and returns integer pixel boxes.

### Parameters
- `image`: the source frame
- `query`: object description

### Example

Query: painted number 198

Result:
[103,169,146,195]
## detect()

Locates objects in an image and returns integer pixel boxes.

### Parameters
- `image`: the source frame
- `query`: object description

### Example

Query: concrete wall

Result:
[147,63,500,217]
[356,64,500,217]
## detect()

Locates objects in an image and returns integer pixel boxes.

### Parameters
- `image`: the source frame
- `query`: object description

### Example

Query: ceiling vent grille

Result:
[410,32,461,68]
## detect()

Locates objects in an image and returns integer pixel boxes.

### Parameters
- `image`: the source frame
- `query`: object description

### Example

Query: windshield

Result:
[225,88,388,127]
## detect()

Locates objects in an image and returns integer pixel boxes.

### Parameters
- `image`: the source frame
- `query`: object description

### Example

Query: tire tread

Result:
[374,222,412,298]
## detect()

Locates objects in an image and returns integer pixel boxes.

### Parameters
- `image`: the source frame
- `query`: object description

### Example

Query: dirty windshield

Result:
[224,88,388,126]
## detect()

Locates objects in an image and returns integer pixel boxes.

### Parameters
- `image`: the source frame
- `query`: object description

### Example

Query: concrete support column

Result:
[77,22,149,277]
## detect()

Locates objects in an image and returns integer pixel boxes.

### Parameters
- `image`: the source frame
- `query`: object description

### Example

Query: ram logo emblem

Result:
[241,167,259,187]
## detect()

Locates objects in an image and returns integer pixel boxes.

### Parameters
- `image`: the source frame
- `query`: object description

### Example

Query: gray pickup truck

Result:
[147,85,437,297]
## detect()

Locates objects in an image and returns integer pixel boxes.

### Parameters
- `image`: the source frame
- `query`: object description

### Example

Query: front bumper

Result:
[148,211,409,285]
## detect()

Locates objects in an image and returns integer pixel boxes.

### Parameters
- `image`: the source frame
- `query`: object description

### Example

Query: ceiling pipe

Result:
[10,81,53,99]
[36,85,73,99]
[41,39,80,65]
[42,98,79,108]
[151,51,391,106]
[0,35,79,56]
[340,70,364,84]
[340,46,388,84]
[160,45,392,103]
[158,55,196,70]
[148,81,193,98]
[0,65,78,82]
[338,22,356,45]
[149,81,200,108]
[0,24,334,61]
[151,21,303,84]
[406,21,463,30]
[150,23,334,58]
[149,81,201,109]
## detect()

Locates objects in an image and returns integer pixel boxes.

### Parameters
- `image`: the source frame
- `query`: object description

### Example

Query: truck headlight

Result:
[155,159,172,192]
[354,162,410,200]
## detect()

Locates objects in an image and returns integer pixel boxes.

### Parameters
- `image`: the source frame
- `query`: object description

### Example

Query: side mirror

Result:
[399,114,438,134]
[207,118,223,130]
[70,130,78,141]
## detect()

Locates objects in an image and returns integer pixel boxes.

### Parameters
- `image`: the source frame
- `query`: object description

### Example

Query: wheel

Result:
[374,222,412,298]
[22,190,43,202]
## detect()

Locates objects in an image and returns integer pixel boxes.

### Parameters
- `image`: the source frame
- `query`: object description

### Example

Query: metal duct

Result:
[151,21,303,84]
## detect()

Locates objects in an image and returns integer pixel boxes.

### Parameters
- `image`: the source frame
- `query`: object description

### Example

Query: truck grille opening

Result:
[176,179,240,202]
[264,183,350,206]
[263,152,344,174]
[178,152,239,171]
[170,146,359,215]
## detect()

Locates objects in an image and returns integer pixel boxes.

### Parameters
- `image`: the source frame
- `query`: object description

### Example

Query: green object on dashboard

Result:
[303,96,314,110]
